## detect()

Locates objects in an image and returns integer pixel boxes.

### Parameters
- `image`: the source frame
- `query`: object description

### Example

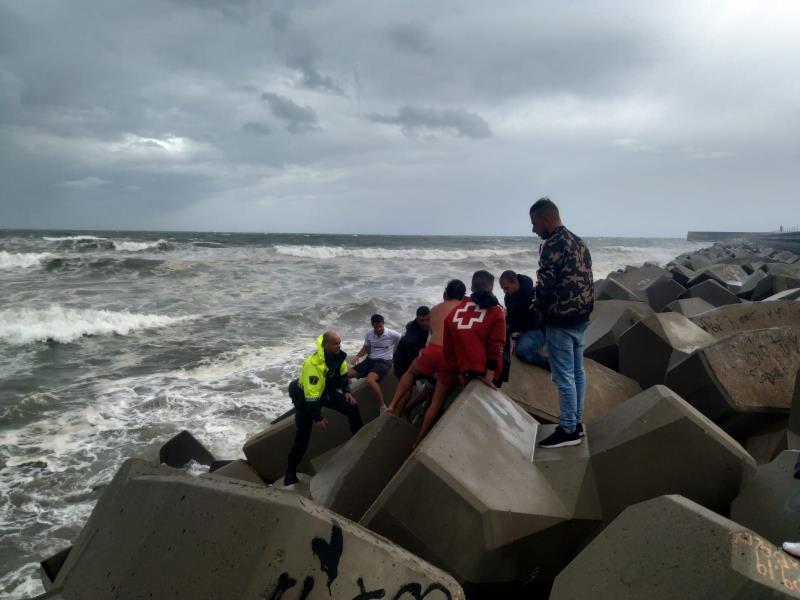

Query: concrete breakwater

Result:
[689,231,800,253]
[31,241,800,599]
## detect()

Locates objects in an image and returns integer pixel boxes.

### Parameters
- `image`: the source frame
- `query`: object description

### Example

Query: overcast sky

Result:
[1,0,798,237]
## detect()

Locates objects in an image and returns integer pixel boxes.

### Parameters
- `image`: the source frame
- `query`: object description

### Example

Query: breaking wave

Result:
[43,236,171,252]
[114,240,171,252]
[273,244,527,260]
[0,305,195,345]
[0,251,54,270]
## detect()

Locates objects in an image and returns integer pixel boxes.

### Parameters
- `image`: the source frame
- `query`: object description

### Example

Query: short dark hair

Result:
[499,270,518,283]
[371,314,384,325]
[472,270,494,292]
[529,197,560,218]
[416,305,430,317]
[444,279,466,300]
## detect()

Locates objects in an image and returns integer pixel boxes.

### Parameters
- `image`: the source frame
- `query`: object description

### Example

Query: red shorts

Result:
[415,343,445,376]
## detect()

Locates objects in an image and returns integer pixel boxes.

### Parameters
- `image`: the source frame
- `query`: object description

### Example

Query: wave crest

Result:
[0,305,194,345]
[273,244,527,261]
[0,251,54,270]
[43,236,171,252]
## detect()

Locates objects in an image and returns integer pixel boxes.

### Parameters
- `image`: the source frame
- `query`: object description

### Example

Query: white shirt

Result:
[365,328,401,360]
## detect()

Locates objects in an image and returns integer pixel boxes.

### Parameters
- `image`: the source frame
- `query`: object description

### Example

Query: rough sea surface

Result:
[0,230,707,597]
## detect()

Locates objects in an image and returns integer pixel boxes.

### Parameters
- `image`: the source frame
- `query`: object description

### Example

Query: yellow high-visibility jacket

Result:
[299,334,349,420]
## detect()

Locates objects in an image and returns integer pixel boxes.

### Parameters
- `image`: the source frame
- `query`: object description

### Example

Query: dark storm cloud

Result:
[241,122,271,136]
[260,92,319,133]
[286,55,344,95]
[387,22,436,56]
[0,0,798,235]
[368,106,492,139]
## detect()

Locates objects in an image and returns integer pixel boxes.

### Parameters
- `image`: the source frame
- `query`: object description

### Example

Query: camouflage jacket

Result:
[534,226,594,327]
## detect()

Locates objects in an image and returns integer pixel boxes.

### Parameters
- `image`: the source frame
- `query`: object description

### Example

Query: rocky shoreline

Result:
[32,241,800,599]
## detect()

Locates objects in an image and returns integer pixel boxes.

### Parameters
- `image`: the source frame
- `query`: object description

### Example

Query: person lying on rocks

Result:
[412,270,506,448]
[348,313,401,411]
[389,280,466,418]
[284,331,361,486]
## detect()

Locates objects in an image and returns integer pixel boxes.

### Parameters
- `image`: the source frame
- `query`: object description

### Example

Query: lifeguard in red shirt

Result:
[413,270,506,447]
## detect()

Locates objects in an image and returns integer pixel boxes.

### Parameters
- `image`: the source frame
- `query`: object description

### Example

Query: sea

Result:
[0,229,708,598]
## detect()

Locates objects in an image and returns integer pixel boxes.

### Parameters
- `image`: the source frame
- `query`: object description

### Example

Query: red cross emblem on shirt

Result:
[453,302,486,330]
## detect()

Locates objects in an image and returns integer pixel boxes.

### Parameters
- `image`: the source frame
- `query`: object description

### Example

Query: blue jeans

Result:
[545,322,589,432]
[515,329,549,367]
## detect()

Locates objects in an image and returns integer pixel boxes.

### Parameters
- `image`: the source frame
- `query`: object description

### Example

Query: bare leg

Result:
[413,382,453,448]
[388,361,423,415]
[404,387,431,420]
[366,371,385,408]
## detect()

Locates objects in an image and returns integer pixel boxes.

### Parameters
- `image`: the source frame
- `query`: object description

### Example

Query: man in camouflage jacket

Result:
[530,197,594,448]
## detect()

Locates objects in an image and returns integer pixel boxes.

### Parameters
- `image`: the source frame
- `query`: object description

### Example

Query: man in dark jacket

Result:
[393,306,431,378]
[284,331,362,485]
[530,198,594,449]
[499,270,548,369]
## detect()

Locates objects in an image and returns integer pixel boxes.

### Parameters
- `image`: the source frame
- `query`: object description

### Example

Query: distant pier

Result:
[688,230,800,252]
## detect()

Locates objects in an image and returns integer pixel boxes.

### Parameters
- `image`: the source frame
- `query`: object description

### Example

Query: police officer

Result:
[284,330,362,485]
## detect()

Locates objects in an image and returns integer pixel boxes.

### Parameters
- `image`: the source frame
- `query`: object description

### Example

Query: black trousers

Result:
[285,379,363,476]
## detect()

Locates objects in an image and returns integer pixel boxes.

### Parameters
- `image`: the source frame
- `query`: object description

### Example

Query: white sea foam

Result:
[42,235,105,241]
[42,235,168,252]
[0,305,194,345]
[273,244,527,260]
[114,239,169,252]
[0,251,53,269]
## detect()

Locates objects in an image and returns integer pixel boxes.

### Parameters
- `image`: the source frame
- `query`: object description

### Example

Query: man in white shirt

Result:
[348,313,401,410]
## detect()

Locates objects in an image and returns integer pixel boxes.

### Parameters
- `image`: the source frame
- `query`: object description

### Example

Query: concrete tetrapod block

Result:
[731,450,800,546]
[664,297,716,318]
[39,547,71,592]
[585,299,654,370]
[666,327,800,438]
[588,385,755,520]
[202,459,266,487]
[551,494,800,600]
[607,265,671,299]
[753,275,800,301]
[686,253,714,271]
[767,288,800,301]
[243,374,398,482]
[687,263,750,290]
[361,382,602,594]
[668,264,698,287]
[504,355,641,424]
[52,460,464,600]
[681,278,742,307]
[273,472,313,498]
[643,277,686,312]
[617,312,716,389]
[738,269,770,299]
[158,429,214,468]
[786,370,800,450]
[764,262,800,276]
[744,416,790,464]
[594,277,640,301]
[690,301,800,338]
[52,459,186,589]
[310,412,416,521]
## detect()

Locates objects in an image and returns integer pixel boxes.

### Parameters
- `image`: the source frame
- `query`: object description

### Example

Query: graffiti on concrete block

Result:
[262,519,453,599]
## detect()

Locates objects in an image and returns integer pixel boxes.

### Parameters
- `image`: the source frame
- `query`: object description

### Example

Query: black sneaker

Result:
[577,423,585,437]
[283,472,299,486]
[538,426,581,449]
